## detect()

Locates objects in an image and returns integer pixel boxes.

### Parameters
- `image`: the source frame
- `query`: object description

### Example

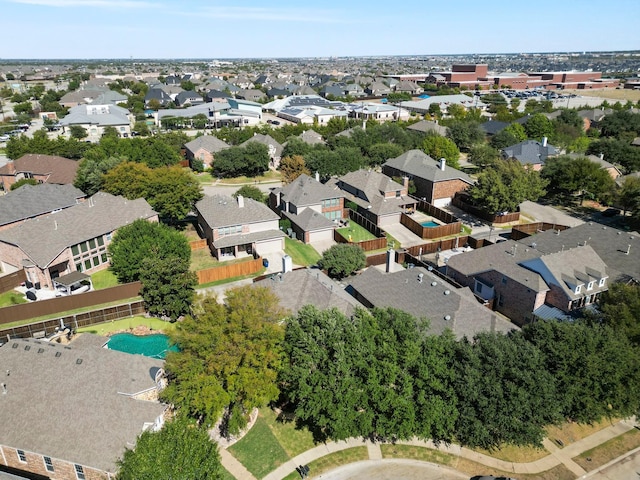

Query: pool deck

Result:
[411,211,443,226]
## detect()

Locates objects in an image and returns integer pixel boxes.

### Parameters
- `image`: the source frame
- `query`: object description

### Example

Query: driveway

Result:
[317,459,468,480]
[519,201,584,227]
[310,238,336,255]
[382,223,423,248]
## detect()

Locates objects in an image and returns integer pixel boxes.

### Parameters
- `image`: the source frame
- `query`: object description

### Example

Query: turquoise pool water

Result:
[421,221,439,228]
[107,333,178,359]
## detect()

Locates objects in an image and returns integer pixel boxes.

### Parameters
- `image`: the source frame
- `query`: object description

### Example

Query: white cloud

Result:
[9,0,155,7]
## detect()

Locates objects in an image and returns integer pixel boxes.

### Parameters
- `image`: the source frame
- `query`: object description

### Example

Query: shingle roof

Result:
[0,192,157,268]
[280,173,341,207]
[283,207,335,232]
[348,266,517,339]
[240,134,284,157]
[0,183,84,227]
[254,268,363,317]
[213,229,285,249]
[59,104,131,127]
[406,120,448,136]
[332,170,411,217]
[0,336,166,473]
[196,194,279,229]
[383,149,473,184]
[298,129,325,145]
[480,120,509,135]
[501,140,558,165]
[184,135,230,155]
[0,154,79,185]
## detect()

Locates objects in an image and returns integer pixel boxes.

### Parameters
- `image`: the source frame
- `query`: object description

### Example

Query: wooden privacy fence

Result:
[0,301,145,341]
[452,193,520,224]
[334,229,387,252]
[348,209,385,238]
[401,236,471,258]
[189,239,207,250]
[414,198,458,224]
[0,282,142,325]
[400,213,462,239]
[0,270,26,294]
[511,222,570,240]
[196,257,263,284]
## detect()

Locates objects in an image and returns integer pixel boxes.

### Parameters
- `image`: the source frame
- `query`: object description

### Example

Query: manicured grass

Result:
[381,444,455,465]
[220,467,236,480]
[545,419,620,447]
[336,222,376,242]
[284,237,321,266]
[574,427,640,470]
[196,269,267,289]
[281,447,369,480]
[190,248,220,270]
[228,413,290,479]
[473,443,548,462]
[215,170,282,185]
[90,269,119,290]
[76,316,175,335]
[260,408,315,458]
[0,290,27,307]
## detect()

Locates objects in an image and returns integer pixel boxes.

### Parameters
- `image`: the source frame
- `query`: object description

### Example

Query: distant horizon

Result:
[1,49,640,63]
[1,0,638,59]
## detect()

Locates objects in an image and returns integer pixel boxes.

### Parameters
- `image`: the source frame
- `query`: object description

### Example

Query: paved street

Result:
[315,459,468,480]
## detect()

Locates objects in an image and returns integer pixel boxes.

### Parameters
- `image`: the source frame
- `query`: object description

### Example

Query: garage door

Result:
[255,238,284,255]
[378,214,401,227]
[308,229,334,243]
[433,197,451,208]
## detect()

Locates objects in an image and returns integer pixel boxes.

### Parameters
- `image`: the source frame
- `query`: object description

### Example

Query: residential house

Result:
[0,335,166,480]
[59,104,133,140]
[329,170,416,227]
[400,94,486,115]
[297,129,325,146]
[348,103,409,122]
[382,150,474,207]
[237,89,266,103]
[92,90,128,106]
[184,135,230,169]
[58,87,106,108]
[348,266,517,338]
[0,154,79,192]
[394,80,423,95]
[254,268,363,317]
[501,138,559,170]
[0,192,157,291]
[479,120,509,136]
[196,194,285,259]
[174,90,204,107]
[568,153,622,180]
[240,134,283,167]
[270,173,344,243]
[406,119,448,136]
[0,184,84,232]
[144,87,173,107]
[365,81,392,96]
[446,223,640,325]
[205,89,232,103]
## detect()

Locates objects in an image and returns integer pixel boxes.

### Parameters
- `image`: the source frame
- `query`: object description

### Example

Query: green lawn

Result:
[260,408,315,458]
[336,222,376,242]
[91,269,119,290]
[0,290,27,308]
[228,413,290,479]
[190,248,220,270]
[76,316,175,335]
[284,237,321,266]
[281,447,369,480]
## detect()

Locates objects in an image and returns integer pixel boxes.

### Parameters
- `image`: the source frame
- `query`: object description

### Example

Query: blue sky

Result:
[1,0,638,59]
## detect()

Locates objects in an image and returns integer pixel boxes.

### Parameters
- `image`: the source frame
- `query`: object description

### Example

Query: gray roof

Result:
[0,192,156,268]
[0,183,84,227]
[213,229,285,249]
[196,194,279,229]
[348,266,517,339]
[0,336,166,473]
[240,134,284,157]
[383,149,473,184]
[184,135,230,155]
[480,120,509,135]
[332,170,412,217]
[59,104,131,127]
[298,129,325,145]
[406,119,448,136]
[501,140,558,165]
[280,173,341,207]
[283,207,335,232]
[254,268,363,317]
[515,222,640,283]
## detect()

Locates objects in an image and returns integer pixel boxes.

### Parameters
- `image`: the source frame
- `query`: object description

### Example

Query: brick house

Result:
[184,135,230,169]
[328,170,416,227]
[0,192,157,291]
[0,154,79,192]
[0,335,166,480]
[196,194,285,259]
[382,149,474,208]
[446,223,639,325]
[269,173,345,243]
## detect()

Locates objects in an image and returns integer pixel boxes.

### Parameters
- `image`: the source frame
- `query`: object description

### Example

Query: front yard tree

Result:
[139,256,197,321]
[524,113,555,140]
[116,416,223,480]
[542,155,615,204]
[108,219,191,283]
[468,159,547,213]
[233,185,265,203]
[318,243,366,279]
[446,121,484,152]
[422,135,460,169]
[74,154,124,195]
[162,287,287,433]
[279,155,311,184]
[69,125,88,139]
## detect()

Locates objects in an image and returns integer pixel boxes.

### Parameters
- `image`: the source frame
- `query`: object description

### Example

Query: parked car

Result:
[602,208,621,217]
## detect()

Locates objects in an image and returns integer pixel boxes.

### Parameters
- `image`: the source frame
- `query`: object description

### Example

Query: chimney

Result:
[315,171,320,182]
[402,176,409,191]
[542,137,548,147]
[237,195,244,208]
[282,254,292,273]
[385,248,394,273]
[599,153,604,160]
[439,158,446,171]
[1,382,6,394]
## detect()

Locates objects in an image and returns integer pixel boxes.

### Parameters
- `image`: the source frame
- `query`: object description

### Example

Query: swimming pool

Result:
[421,221,440,228]
[107,333,178,359]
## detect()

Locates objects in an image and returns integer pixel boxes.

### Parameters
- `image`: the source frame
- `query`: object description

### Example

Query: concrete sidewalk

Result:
[221,417,638,480]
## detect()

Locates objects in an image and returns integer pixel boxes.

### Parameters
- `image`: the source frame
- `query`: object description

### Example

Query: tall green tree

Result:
[318,243,366,279]
[541,155,615,203]
[74,154,123,195]
[446,121,484,152]
[69,125,88,139]
[422,135,460,169]
[597,283,640,346]
[279,155,311,184]
[117,417,223,480]
[108,219,191,283]
[524,113,555,140]
[139,256,197,320]
[162,287,287,432]
[233,185,265,203]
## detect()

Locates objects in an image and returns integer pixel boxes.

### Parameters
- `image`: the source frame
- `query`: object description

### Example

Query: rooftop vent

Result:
[431,281,437,287]
[55,352,61,358]
[76,359,83,365]
[444,290,451,295]
[444,315,451,321]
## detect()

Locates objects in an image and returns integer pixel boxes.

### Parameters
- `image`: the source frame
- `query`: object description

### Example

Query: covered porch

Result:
[53,271,93,296]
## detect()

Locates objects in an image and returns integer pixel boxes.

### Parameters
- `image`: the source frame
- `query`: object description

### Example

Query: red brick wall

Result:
[432,179,470,202]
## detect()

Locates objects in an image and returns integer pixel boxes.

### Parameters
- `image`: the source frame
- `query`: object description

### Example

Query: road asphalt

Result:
[221,418,639,480]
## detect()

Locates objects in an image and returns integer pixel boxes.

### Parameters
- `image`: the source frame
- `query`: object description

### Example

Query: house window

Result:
[72,245,80,255]
[396,190,401,198]
[44,456,54,472]
[599,278,606,287]
[587,281,594,291]
[84,260,92,270]
[501,276,507,285]
[498,294,504,307]
[17,450,27,462]
[74,464,86,480]
[575,285,582,294]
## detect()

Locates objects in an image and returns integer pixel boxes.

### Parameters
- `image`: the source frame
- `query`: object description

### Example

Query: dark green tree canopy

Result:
[446,121,485,152]
[139,256,197,321]
[108,219,191,283]
[213,143,270,178]
[233,185,266,203]
[116,417,223,480]
[318,243,366,279]
[541,155,615,203]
